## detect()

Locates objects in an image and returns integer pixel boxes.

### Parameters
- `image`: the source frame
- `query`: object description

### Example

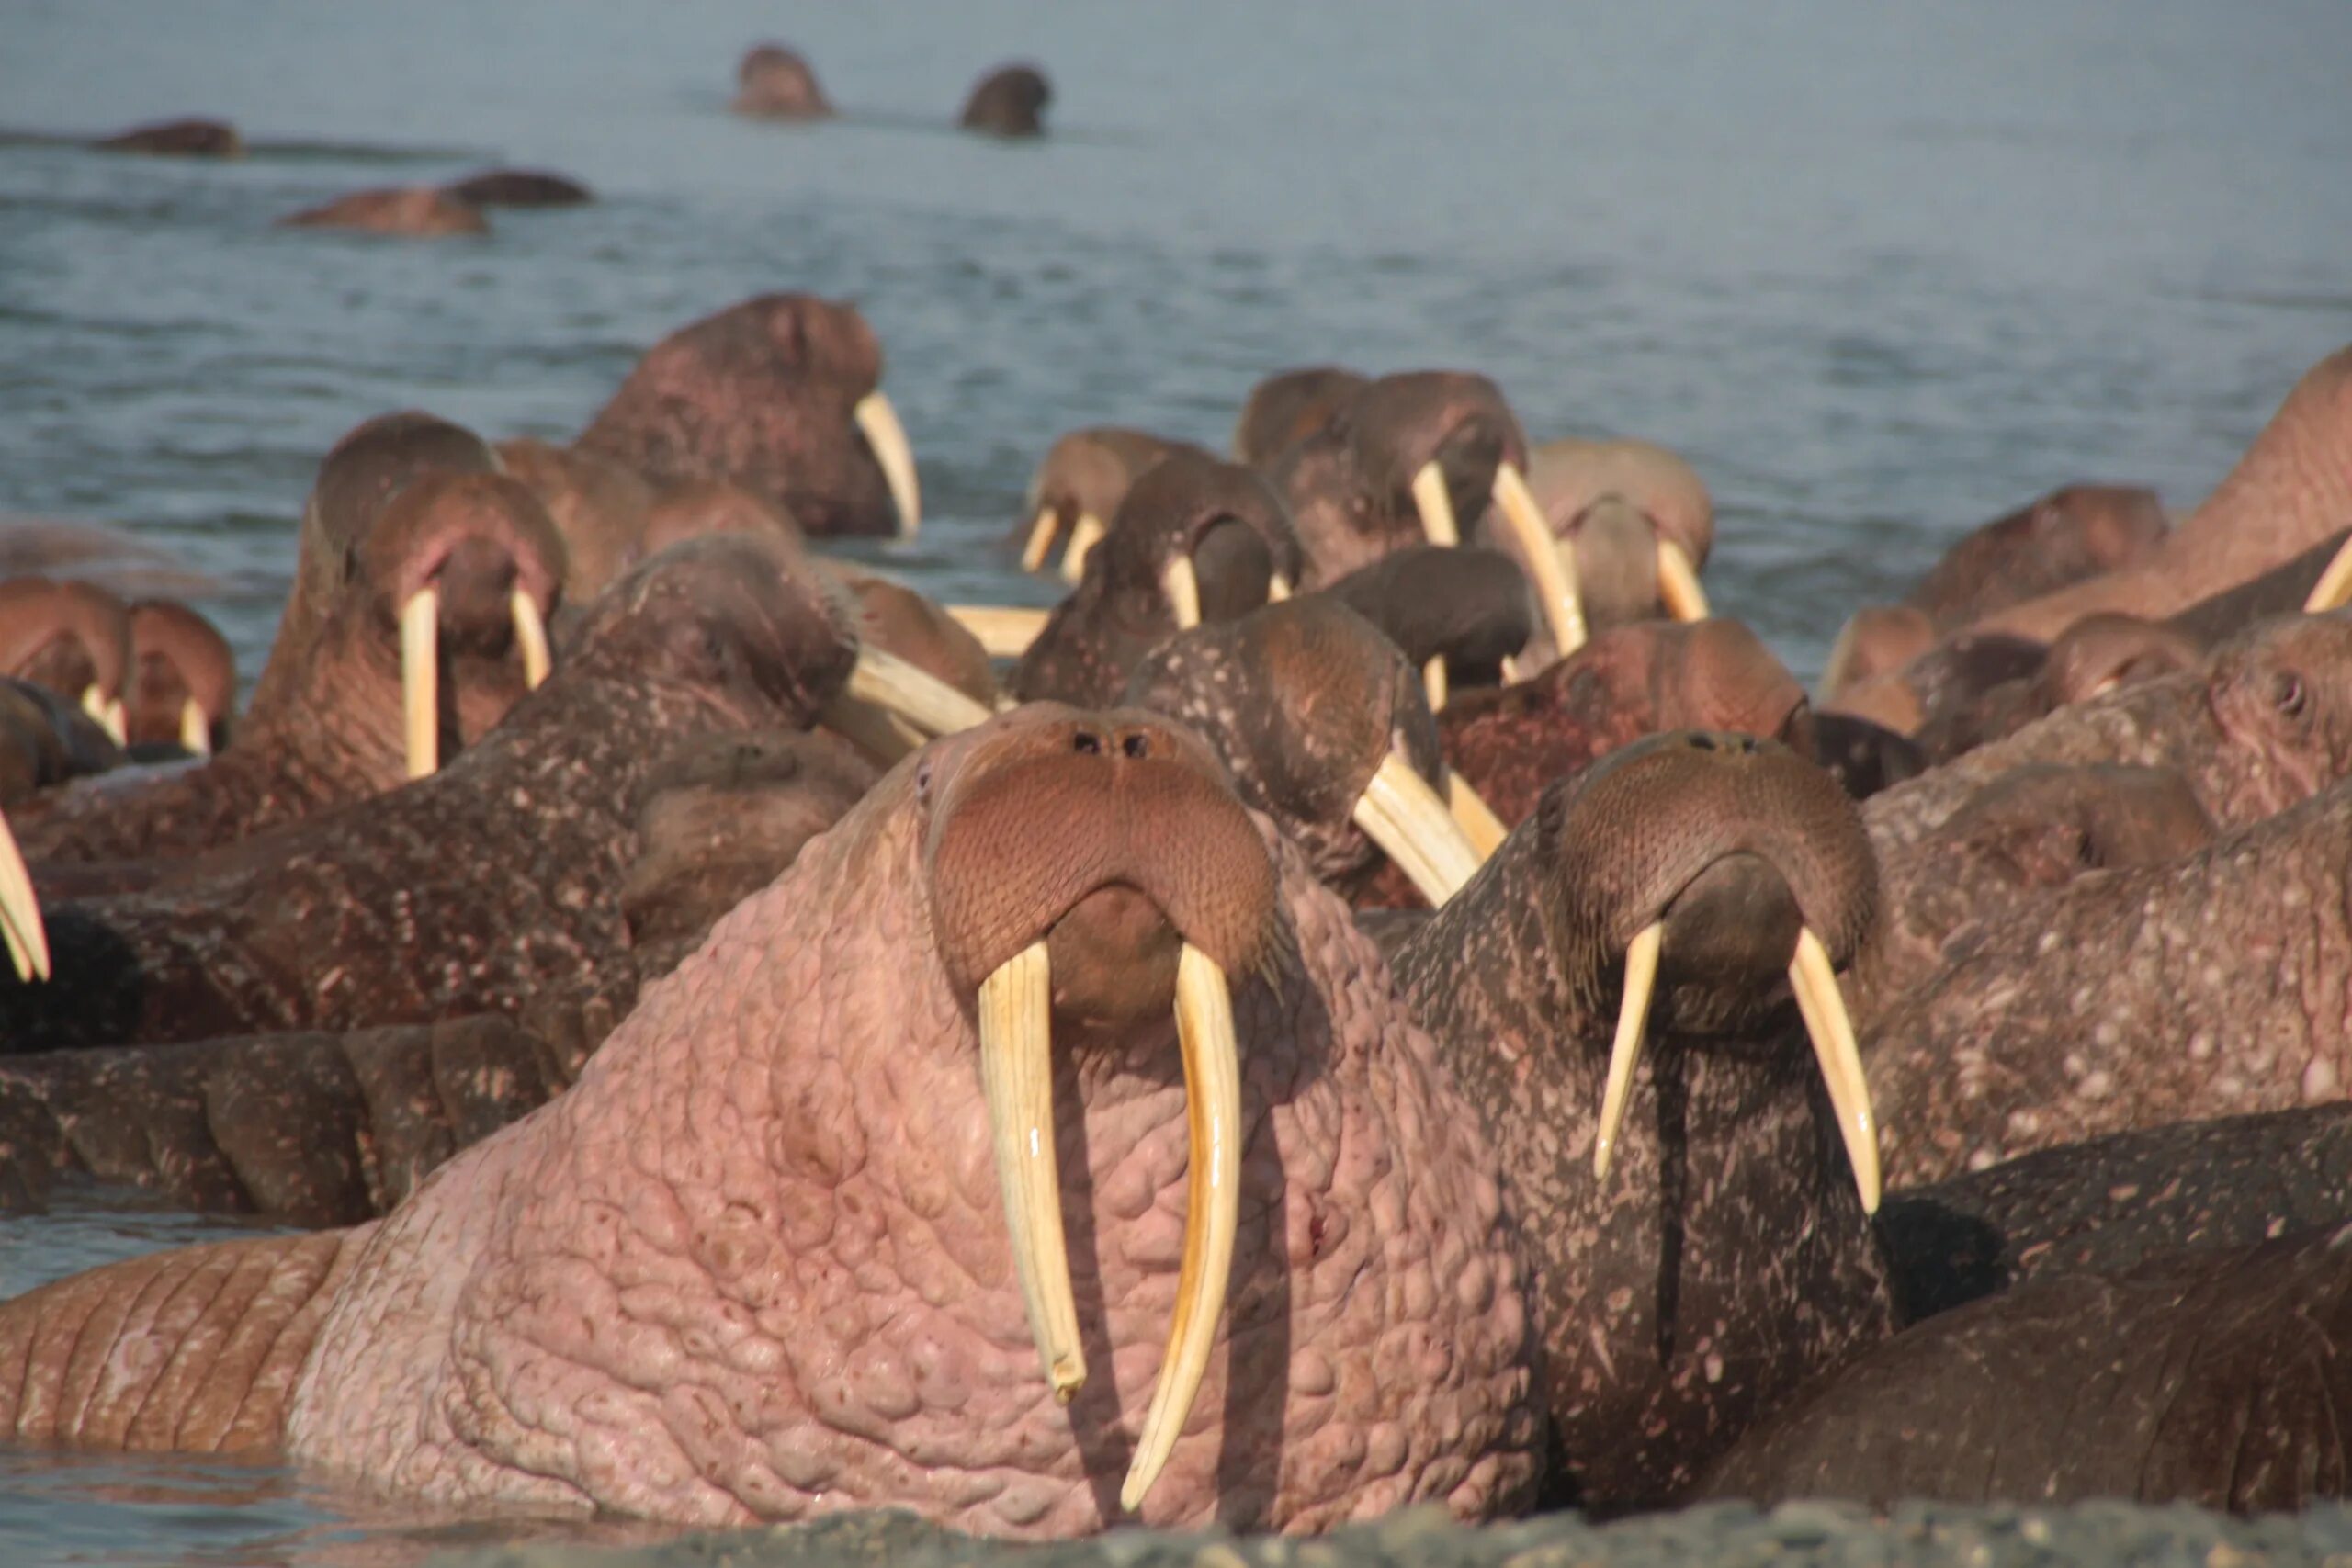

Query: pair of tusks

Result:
[821,645,998,761]
[78,685,126,748]
[399,587,553,781]
[1407,460,1710,685]
[1018,507,1105,580]
[956,551,1293,659]
[1593,922,1882,1213]
[0,805,50,983]
[853,391,922,542]
[1356,751,1490,907]
[979,939,1240,1512]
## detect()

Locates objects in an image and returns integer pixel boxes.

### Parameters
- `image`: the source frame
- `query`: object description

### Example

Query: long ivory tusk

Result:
[80,686,126,747]
[1267,572,1292,602]
[1498,652,1522,684]
[2307,536,2352,613]
[1122,942,1241,1512]
[1409,459,1460,547]
[1059,513,1106,583]
[400,586,439,781]
[1787,926,1882,1215]
[854,391,922,541]
[1445,771,1508,859]
[946,604,1050,659]
[1657,539,1712,622]
[511,590,551,690]
[0,804,51,983]
[177,697,211,757]
[1491,462,1588,656]
[1020,508,1061,573]
[978,942,1086,1404]
[1592,920,1663,1181]
[1163,554,1203,631]
[1422,656,1448,712]
[843,646,995,737]
[1352,750,1483,907]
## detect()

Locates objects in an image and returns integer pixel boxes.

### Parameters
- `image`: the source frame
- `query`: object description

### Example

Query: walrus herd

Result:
[4,135,2352,1545]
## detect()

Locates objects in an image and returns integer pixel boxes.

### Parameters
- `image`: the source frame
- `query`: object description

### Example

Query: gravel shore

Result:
[433,1500,2352,1568]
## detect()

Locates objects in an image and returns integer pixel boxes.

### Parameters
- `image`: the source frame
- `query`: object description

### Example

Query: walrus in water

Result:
[959,63,1052,137]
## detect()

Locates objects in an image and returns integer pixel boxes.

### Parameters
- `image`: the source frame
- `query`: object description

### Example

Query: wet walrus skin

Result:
[1703,1219,2352,1512]
[0,536,856,1052]
[0,706,1542,1536]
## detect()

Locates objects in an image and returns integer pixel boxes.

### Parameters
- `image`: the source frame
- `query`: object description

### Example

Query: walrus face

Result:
[1230,366,1366,468]
[0,576,130,743]
[349,471,565,780]
[2205,609,2352,806]
[913,705,1276,1508]
[1532,730,1883,1211]
[1518,437,1716,648]
[1091,452,1302,639]
[1017,426,1181,577]
[733,43,834,120]
[124,599,234,755]
[1123,598,1482,903]
[2035,613,2201,708]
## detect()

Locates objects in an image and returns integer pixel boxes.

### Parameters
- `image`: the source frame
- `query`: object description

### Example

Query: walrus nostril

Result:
[1123,733,1149,759]
[1073,730,1102,755]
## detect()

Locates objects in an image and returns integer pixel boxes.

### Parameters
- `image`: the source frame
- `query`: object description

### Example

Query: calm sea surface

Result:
[2,1,2349,1562]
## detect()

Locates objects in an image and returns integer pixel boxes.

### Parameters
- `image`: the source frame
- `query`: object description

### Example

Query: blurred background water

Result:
[2,0,2349,1562]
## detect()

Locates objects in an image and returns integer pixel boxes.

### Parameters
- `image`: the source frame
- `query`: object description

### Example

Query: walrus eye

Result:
[2274,670,2309,718]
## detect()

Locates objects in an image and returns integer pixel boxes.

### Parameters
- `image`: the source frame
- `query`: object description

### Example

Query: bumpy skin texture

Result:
[13,472,565,867]
[1014,452,1302,706]
[1702,1220,2352,1511]
[1012,427,1191,563]
[0,536,852,1051]
[577,294,898,537]
[494,437,659,604]
[621,728,878,977]
[1266,372,1530,588]
[1426,620,1812,832]
[270,707,1542,1534]
[959,65,1051,136]
[1858,611,2352,882]
[733,45,834,119]
[1960,346,2352,642]
[1392,734,1894,1512]
[1903,483,2170,633]
[0,1017,571,1224]
[1865,773,2352,1187]
[280,187,489,237]
[95,118,243,156]
[1122,599,1446,898]
[1884,1105,2352,1322]
[1232,367,1364,467]
[0,680,123,805]
[441,170,593,208]
[1860,762,2215,1010]
[124,598,235,754]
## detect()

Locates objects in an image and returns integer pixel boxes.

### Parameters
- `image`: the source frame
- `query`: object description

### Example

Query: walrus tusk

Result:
[1123,942,1241,1512]
[842,646,995,738]
[1059,513,1106,582]
[946,604,1050,659]
[1422,657,1448,712]
[1019,507,1062,573]
[1163,554,1203,631]
[511,590,551,690]
[1445,771,1508,859]
[1353,750,1483,907]
[2305,536,2352,613]
[400,586,439,781]
[1786,926,1882,1214]
[1410,459,1460,547]
[1657,538,1711,622]
[1592,920,1663,1182]
[854,391,922,541]
[978,942,1086,1404]
[1268,572,1293,602]
[178,697,212,757]
[0,804,51,983]
[79,685,126,748]
[1490,462,1588,657]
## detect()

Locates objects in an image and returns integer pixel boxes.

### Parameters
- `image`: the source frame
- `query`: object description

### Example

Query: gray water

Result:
[1,1,2349,1562]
